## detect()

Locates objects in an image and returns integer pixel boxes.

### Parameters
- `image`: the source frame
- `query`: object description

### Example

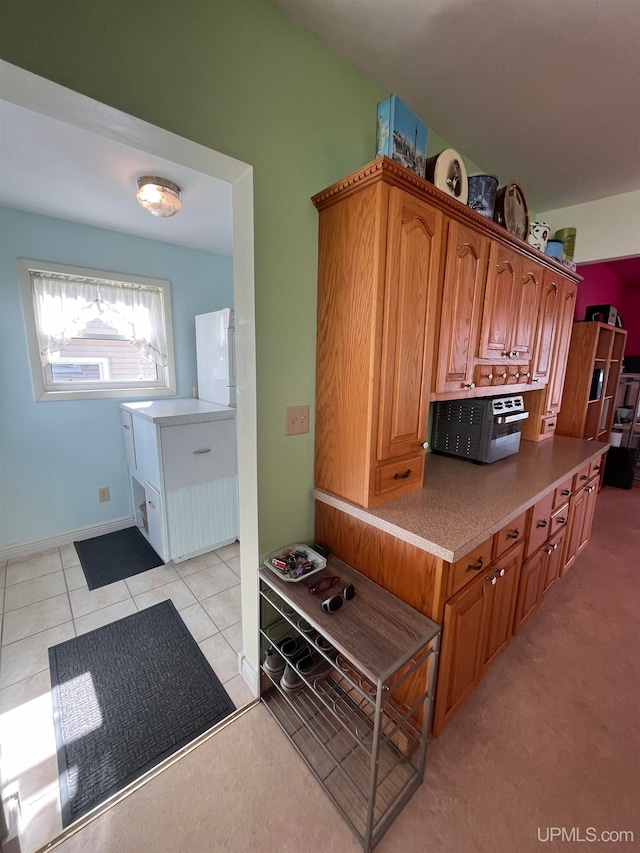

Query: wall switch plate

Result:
[285,405,309,436]
[98,487,110,502]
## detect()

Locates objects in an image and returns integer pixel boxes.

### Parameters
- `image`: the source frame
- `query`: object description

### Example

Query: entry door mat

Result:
[49,600,236,827]
[74,526,163,590]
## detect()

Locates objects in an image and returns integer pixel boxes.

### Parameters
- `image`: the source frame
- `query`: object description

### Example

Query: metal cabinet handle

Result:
[506,529,519,539]
[484,373,494,380]
[522,372,531,379]
[532,378,539,383]
[123,424,130,430]
[394,469,412,480]
[593,464,601,471]
[547,422,556,428]
[537,519,548,528]
[510,350,518,358]
[467,557,484,572]
[511,372,520,380]
[495,567,506,577]
[421,441,429,450]
[580,474,588,481]
[557,516,567,524]
[586,485,596,493]
[499,373,507,380]
[487,576,497,586]
[193,448,212,455]
[544,545,554,555]
[147,500,155,509]
[561,489,570,496]
[463,382,476,389]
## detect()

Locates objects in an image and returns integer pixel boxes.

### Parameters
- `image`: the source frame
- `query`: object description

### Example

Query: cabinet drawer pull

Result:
[532,378,539,383]
[393,469,412,480]
[544,545,553,555]
[147,500,155,510]
[580,474,588,481]
[586,485,596,493]
[557,516,567,524]
[123,424,130,430]
[506,529,519,539]
[421,441,429,450]
[495,567,506,577]
[487,576,497,586]
[483,373,494,380]
[463,382,476,389]
[561,489,570,496]
[522,372,531,379]
[466,557,484,572]
[547,422,556,428]
[193,448,212,455]
[499,373,507,380]
[536,519,548,528]
[593,464,601,471]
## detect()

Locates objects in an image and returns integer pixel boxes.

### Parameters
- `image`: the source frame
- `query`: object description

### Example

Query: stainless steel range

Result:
[432,395,529,464]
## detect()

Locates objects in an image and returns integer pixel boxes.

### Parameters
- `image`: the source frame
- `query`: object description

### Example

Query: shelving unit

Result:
[609,374,640,484]
[259,558,440,852]
[556,321,627,442]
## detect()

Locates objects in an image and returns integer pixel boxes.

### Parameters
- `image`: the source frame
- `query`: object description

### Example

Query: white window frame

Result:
[18,259,177,401]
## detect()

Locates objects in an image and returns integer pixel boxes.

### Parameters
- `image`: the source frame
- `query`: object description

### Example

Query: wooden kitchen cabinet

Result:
[314,177,442,508]
[478,244,542,366]
[433,541,523,734]
[562,470,600,575]
[521,275,577,442]
[434,220,489,394]
[513,526,566,634]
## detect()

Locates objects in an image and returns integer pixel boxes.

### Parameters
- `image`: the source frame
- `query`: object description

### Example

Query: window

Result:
[18,260,176,400]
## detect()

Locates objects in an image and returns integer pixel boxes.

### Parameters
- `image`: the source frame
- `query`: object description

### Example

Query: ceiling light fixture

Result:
[136,176,182,217]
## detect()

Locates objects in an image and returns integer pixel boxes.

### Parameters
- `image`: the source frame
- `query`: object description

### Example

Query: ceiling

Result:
[0,100,233,255]
[275,0,640,212]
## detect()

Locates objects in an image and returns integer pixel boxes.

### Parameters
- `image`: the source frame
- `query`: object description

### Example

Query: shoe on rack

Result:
[280,663,305,693]
[298,651,332,682]
[279,636,308,661]
[264,646,286,677]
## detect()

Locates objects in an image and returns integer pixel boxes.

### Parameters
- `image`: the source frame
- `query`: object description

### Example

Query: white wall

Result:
[538,190,640,264]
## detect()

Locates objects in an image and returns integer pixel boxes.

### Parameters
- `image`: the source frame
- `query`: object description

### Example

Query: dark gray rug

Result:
[49,601,235,827]
[74,526,163,590]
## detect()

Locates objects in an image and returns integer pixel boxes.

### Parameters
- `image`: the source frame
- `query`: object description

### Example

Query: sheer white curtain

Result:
[31,274,168,367]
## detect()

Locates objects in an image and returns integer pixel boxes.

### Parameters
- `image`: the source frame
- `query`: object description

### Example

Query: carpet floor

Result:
[49,600,235,827]
[74,526,163,590]
[52,486,640,853]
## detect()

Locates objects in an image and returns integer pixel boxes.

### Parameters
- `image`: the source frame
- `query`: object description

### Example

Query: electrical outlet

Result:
[285,405,309,436]
[98,487,110,502]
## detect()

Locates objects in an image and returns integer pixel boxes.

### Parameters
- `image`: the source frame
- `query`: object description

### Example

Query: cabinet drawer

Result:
[374,454,424,497]
[573,463,591,492]
[447,538,493,598]
[493,510,527,559]
[553,476,573,509]
[589,456,603,481]
[550,502,569,536]
[161,419,237,491]
[525,490,555,559]
[473,365,496,388]
[541,415,557,436]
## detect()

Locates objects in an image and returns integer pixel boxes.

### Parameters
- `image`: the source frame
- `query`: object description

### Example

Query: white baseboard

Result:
[238,652,259,697]
[0,516,136,563]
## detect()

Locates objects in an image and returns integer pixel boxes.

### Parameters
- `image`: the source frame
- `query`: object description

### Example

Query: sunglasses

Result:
[321,583,356,613]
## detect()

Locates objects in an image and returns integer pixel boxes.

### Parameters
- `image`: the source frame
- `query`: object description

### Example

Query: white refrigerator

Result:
[195,308,236,407]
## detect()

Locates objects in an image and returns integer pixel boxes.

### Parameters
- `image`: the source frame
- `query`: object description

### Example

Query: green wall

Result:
[0,0,481,555]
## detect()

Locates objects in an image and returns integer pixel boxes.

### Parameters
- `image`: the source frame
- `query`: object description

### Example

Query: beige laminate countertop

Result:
[313,436,608,563]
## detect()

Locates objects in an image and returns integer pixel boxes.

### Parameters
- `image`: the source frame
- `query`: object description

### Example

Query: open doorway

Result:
[0,60,258,851]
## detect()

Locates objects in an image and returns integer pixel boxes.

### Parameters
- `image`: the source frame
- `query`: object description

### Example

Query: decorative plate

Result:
[494,182,529,241]
[425,149,468,204]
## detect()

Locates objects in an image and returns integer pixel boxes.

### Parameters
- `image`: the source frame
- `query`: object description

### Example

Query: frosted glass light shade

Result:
[136,176,182,217]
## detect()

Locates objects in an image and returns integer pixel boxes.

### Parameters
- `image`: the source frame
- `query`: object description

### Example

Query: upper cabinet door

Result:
[434,220,489,393]
[547,278,577,412]
[511,259,544,360]
[478,242,519,360]
[378,188,443,460]
[531,270,561,384]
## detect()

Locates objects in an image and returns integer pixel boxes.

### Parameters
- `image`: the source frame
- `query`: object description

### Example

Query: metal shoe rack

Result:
[259,557,440,852]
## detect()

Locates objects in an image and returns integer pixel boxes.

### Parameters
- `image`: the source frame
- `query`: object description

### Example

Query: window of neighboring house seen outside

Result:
[18,259,176,401]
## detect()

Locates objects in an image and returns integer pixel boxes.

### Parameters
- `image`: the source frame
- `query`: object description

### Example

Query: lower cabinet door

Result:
[540,528,566,598]
[144,481,164,560]
[480,542,523,674]
[563,484,588,575]
[513,547,545,635]
[433,572,490,735]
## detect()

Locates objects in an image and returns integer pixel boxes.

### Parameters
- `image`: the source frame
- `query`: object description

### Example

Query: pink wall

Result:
[622,288,640,355]
[576,259,640,357]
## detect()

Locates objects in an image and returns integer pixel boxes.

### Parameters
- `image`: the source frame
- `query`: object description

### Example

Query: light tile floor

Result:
[0,541,254,853]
